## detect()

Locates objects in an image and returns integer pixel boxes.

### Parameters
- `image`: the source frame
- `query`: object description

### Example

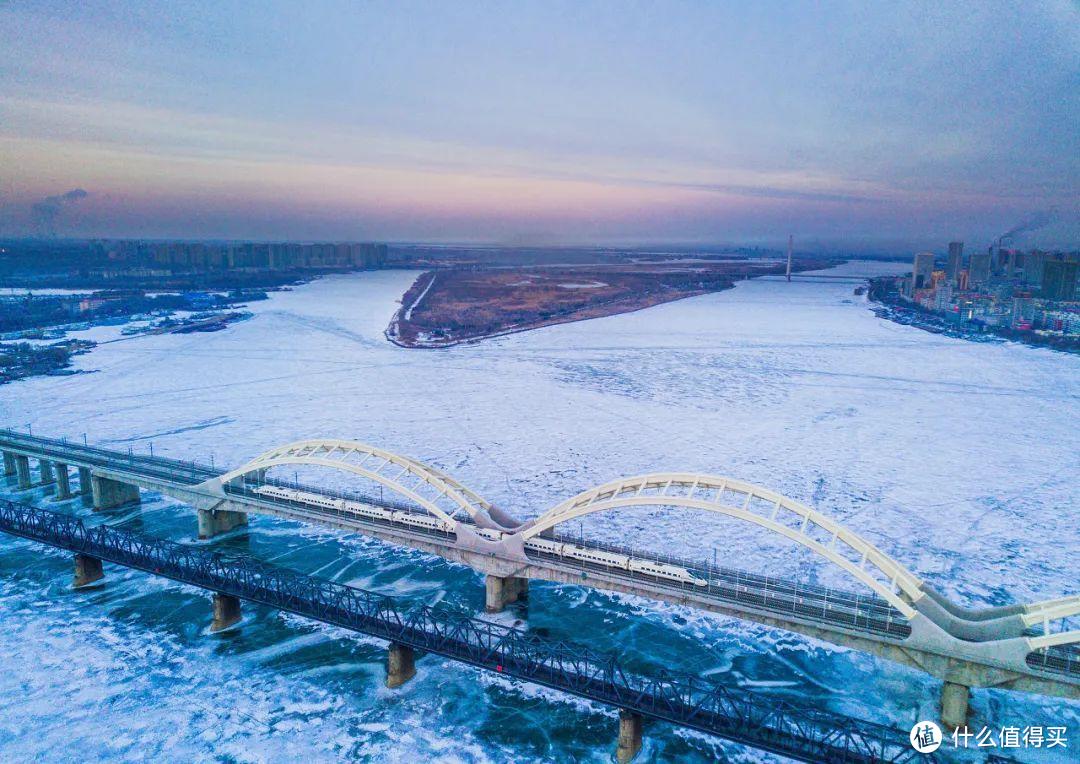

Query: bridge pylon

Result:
[73,553,104,588]
[210,593,242,632]
[197,507,248,540]
[386,642,417,688]
[485,574,528,613]
[940,681,971,731]
[616,710,644,763]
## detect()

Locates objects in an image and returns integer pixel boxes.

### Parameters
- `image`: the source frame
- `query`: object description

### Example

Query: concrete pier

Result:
[39,459,55,485]
[386,642,416,688]
[78,467,93,505]
[52,463,72,500]
[616,709,643,763]
[485,574,528,613]
[73,554,104,588]
[2,451,15,476]
[14,455,31,490]
[91,475,141,510]
[940,681,971,730]
[210,592,242,632]
[197,508,248,540]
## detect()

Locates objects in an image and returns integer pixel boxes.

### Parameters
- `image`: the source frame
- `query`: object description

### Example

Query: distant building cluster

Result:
[101,240,388,273]
[895,242,1080,336]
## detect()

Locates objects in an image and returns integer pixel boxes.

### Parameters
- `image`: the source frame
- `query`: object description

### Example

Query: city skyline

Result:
[1,1,1078,250]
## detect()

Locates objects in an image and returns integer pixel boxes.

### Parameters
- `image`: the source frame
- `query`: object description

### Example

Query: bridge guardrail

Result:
[0,428,220,483]
[227,479,911,638]
[2,432,912,641]
[1025,644,1080,679]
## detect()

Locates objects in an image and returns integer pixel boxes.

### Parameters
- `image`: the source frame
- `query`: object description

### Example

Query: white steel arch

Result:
[520,473,926,618]
[1028,630,1080,650]
[211,439,502,529]
[1023,595,1080,650]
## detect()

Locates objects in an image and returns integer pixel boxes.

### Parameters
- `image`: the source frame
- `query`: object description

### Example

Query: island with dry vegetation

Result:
[387,258,825,347]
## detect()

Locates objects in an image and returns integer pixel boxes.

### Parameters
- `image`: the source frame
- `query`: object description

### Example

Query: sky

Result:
[1,1,1078,251]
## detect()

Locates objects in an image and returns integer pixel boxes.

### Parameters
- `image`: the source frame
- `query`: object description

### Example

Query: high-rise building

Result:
[1011,297,1035,327]
[968,252,991,287]
[1024,251,1047,286]
[1007,250,1024,278]
[1041,260,1079,301]
[911,251,936,293]
[946,242,963,283]
[934,282,953,311]
[994,246,1009,275]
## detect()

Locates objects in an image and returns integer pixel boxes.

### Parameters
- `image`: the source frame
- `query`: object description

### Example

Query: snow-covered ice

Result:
[1,261,1077,762]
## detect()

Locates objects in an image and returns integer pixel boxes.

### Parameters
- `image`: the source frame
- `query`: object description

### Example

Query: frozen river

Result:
[1,262,1077,762]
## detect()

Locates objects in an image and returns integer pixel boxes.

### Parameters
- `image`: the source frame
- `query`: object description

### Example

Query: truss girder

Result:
[0,499,926,764]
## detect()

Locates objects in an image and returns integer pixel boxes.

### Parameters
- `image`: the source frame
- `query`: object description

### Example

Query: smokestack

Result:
[786,234,793,282]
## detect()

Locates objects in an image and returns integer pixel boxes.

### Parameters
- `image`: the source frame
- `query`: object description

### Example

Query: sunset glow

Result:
[2,2,1077,248]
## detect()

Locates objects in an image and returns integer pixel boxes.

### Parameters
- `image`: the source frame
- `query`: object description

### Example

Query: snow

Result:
[1,260,1077,761]
[402,273,436,322]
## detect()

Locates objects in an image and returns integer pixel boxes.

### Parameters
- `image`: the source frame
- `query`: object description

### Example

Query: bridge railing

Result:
[228,472,902,613]
[231,475,422,515]
[0,428,220,482]
[552,529,890,605]
[226,477,910,638]
[1025,644,1080,679]
[3,431,909,639]
[0,499,925,763]
[546,531,910,636]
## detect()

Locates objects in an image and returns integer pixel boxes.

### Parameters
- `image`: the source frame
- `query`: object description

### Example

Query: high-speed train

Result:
[253,484,709,588]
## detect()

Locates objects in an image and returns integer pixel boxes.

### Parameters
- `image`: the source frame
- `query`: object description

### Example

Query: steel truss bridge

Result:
[0,500,926,763]
[2,429,1077,734]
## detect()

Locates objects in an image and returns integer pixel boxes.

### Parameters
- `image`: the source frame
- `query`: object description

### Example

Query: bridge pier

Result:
[73,553,104,588]
[210,592,242,632]
[39,459,55,485]
[78,467,93,505]
[197,508,248,540]
[14,455,31,490]
[3,451,15,476]
[52,463,72,501]
[616,709,643,763]
[941,681,972,731]
[485,574,528,613]
[386,642,416,688]
[91,475,141,510]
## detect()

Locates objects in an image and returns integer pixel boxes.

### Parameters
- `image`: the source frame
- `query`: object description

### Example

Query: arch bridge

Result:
[2,430,1077,732]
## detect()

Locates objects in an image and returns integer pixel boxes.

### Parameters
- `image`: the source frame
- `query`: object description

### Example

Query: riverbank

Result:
[868,278,1080,355]
[0,288,263,385]
[0,339,95,383]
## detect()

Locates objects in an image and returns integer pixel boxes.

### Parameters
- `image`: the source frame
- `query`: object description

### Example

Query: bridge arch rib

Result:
[204,439,511,530]
[1024,597,1080,651]
[519,473,926,619]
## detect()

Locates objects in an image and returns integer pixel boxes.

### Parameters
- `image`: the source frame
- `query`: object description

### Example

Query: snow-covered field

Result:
[1,261,1077,762]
